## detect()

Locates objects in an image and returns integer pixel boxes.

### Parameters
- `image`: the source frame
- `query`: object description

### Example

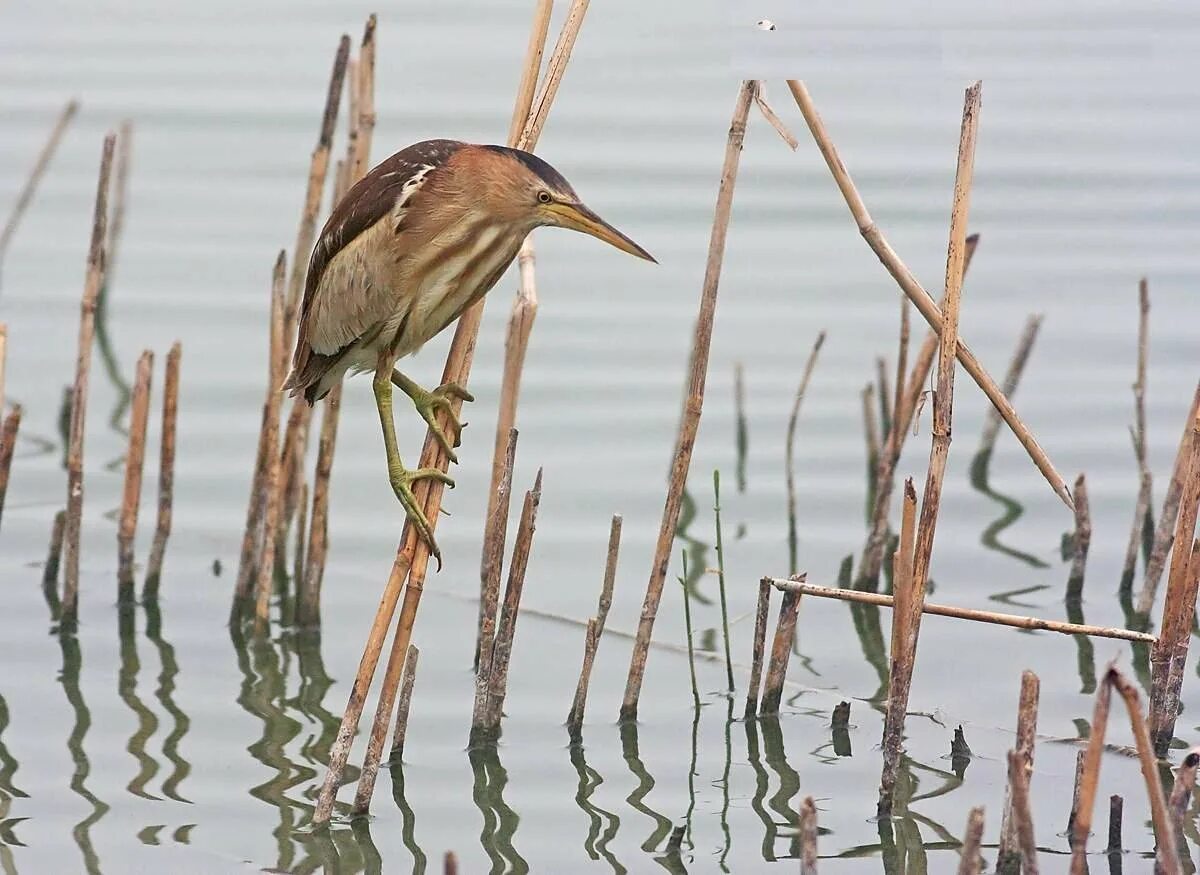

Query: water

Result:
[2,0,1199,871]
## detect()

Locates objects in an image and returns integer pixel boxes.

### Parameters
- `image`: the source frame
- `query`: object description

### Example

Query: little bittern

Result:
[283,139,654,559]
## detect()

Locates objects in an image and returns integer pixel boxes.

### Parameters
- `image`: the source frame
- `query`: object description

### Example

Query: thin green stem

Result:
[713,470,734,692]
[679,553,700,710]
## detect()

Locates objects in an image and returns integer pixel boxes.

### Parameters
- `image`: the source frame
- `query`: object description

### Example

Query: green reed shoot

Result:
[713,470,734,691]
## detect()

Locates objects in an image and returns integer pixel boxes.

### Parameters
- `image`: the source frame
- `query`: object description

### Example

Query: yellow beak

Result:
[547,202,657,263]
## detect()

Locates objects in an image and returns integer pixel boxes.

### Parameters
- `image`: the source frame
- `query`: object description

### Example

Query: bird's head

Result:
[478,145,656,263]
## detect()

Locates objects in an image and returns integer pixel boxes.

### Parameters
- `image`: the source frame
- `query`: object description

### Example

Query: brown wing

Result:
[291,139,468,364]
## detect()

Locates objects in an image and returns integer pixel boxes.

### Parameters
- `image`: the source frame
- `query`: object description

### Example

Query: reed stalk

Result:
[766,576,1155,644]
[1065,474,1091,603]
[63,133,117,633]
[799,796,818,874]
[388,644,420,763]
[680,554,700,711]
[620,80,757,723]
[117,350,154,596]
[998,670,1040,871]
[475,428,517,727]
[143,341,180,598]
[293,480,307,589]
[1138,381,1200,614]
[880,478,918,806]
[1006,749,1040,875]
[957,807,984,875]
[44,509,66,588]
[313,1,589,822]
[787,79,1071,509]
[744,577,772,719]
[0,405,21,530]
[712,470,734,690]
[0,99,79,264]
[1122,280,1152,589]
[760,585,801,715]
[785,332,825,575]
[252,253,287,633]
[567,514,622,739]
[975,314,1042,470]
[298,383,341,626]
[1066,749,1086,844]
[734,362,747,492]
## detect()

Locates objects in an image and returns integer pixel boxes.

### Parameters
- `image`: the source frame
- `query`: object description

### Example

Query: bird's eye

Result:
[537,190,552,204]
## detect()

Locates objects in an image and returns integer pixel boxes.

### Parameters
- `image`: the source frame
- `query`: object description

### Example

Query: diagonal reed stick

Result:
[313,0,589,822]
[143,341,181,598]
[620,79,757,722]
[62,133,117,634]
[0,99,79,265]
[0,405,21,531]
[786,79,1072,511]
[567,513,622,740]
[117,350,154,596]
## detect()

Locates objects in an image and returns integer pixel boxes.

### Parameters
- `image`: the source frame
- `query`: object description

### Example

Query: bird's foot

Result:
[406,381,474,462]
[389,463,455,563]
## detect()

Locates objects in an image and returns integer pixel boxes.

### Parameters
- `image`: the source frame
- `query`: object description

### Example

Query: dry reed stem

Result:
[63,133,116,632]
[785,332,826,573]
[787,79,1071,510]
[389,644,420,762]
[350,16,377,182]
[484,469,544,730]
[998,670,1040,869]
[620,80,757,722]
[1070,666,1179,875]
[0,99,79,260]
[117,350,154,595]
[508,0,552,145]
[799,796,818,874]
[0,323,7,414]
[1107,795,1123,855]
[766,577,1155,643]
[312,3,586,822]
[1139,381,1200,614]
[744,577,772,719]
[44,509,66,587]
[342,58,359,187]
[519,0,590,150]
[475,429,518,728]
[1065,474,1091,602]
[252,253,287,633]
[1067,748,1086,843]
[0,405,22,530]
[760,585,802,714]
[297,383,341,626]
[880,478,918,807]
[143,341,180,597]
[1123,281,1152,586]
[1006,749,1040,875]
[1148,405,1200,752]
[976,314,1043,462]
[753,83,799,150]
[957,807,984,875]
[444,851,458,875]
[567,514,622,737]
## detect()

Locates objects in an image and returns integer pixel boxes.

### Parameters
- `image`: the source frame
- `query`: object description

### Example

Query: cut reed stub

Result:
[0,99,79,264]
[1065,473,1091,603]
[567,514,622,741]
[744,577,773,720]
[799,795,818,874]
[998,670,1039,872]
[956,807,985,875]
[1168,747,1200,826]
[1005,749,1040,875]
[759,582,802,715]
[43,509,67,588]
[143,341,181,599]
[117,350,154,595]
[0,404,22,531]
[389,645,420,760]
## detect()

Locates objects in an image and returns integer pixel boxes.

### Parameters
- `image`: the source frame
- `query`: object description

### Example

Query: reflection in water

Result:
[388,760,428,874]
[618,722,674,854]
[968,452,1050,570]
[468,742,527,875]
[59,633,108,875]
[675,486,712,607]
[1063,600,1097,695]
[760,716,800,861]
[117,608,161,800]
[0,695,26,802]
[143,601,191,802]
[568,742,624,873]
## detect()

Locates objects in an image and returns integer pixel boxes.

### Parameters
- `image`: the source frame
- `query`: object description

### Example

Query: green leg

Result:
[391,370,475,463]
[373,368,454,561]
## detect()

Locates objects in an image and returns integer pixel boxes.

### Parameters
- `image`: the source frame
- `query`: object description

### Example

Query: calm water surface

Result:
[2,0,1200,872]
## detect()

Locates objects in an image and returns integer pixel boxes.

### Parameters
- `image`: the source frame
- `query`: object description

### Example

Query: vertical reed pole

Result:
[476,429,518,725]
[298,384,341,626]
[62,133,116,634]
[1065,474,1090,602]
[998,670,1040,870]
[744,578,772,719]
[117,350,154,596]
[880,477,918,804]
[567,513,622,739]
[1007,749,1040,875]
[0,99,79,263]
[621,80,756,722]
[0,405,21,531]
[759,585,801,714]
[799,796,818,874]
[143,341,180,598]
[388,644,420,762]
[957,807,984,875]
[1122,280,1152,589]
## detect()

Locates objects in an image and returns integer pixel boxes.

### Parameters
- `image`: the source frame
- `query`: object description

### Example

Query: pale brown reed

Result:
[1006,749,1040,875]
[313,1,588,822]
[744,577,772,719]
[785,332,826,574]
[444,851,458,875]
[476,428,518,716]
[117,350,154,595]
[1065,473,1090,602]
[976,313,1043,464]
[1139,380,1200,614]
[766,576,1155,644]
[957,807,985,875]
[1122,280,1152,588]
[998,670,1040,870]
[799,796,818,874]
[759,584,801,715]
[388,644,420,762]
[620,80,757,723]
[567,514,622,739]
[0,99,79,262]
[63,133,117,633]
[0,405,22,530]
[1148,407,1200,753]
[143,341,181,598]
[252,253,287,633]
[1070,666,1179,875]
[753,83,799,150]
[787,79,1072,510]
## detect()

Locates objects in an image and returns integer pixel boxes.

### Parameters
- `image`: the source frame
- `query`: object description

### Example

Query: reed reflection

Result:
[388,758,428,874]
[59,633,107,875]
[618,721,674,854]
[468,742,527,875]
[117,607,161,800]
[143,600,191,802]
[969,451,1050,570]
[568,741,624,873]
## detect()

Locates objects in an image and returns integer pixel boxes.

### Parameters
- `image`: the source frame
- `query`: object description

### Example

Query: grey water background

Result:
[2,0,1200,871]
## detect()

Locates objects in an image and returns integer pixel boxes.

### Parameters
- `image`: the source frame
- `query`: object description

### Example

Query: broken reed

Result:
[313,0,593,823]
[388,644,420,762]
[785,332,825,576]
[620,79,757,723]
[0,99,79,264]
[143,341,181,598]
[1065,473,1090,602]
[567,513,622,740]
[117,349,154,596]
[63,132,117,634]
[997,670,1039,872]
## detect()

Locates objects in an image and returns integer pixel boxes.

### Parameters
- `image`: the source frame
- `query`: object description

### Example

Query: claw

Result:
[409,381,474,462]
[389,465,455,564]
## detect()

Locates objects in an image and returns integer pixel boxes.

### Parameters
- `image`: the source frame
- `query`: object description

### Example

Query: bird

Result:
[283,138,655,560]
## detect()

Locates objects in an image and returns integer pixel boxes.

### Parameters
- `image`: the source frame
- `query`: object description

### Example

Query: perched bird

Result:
[283,138,654,559]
